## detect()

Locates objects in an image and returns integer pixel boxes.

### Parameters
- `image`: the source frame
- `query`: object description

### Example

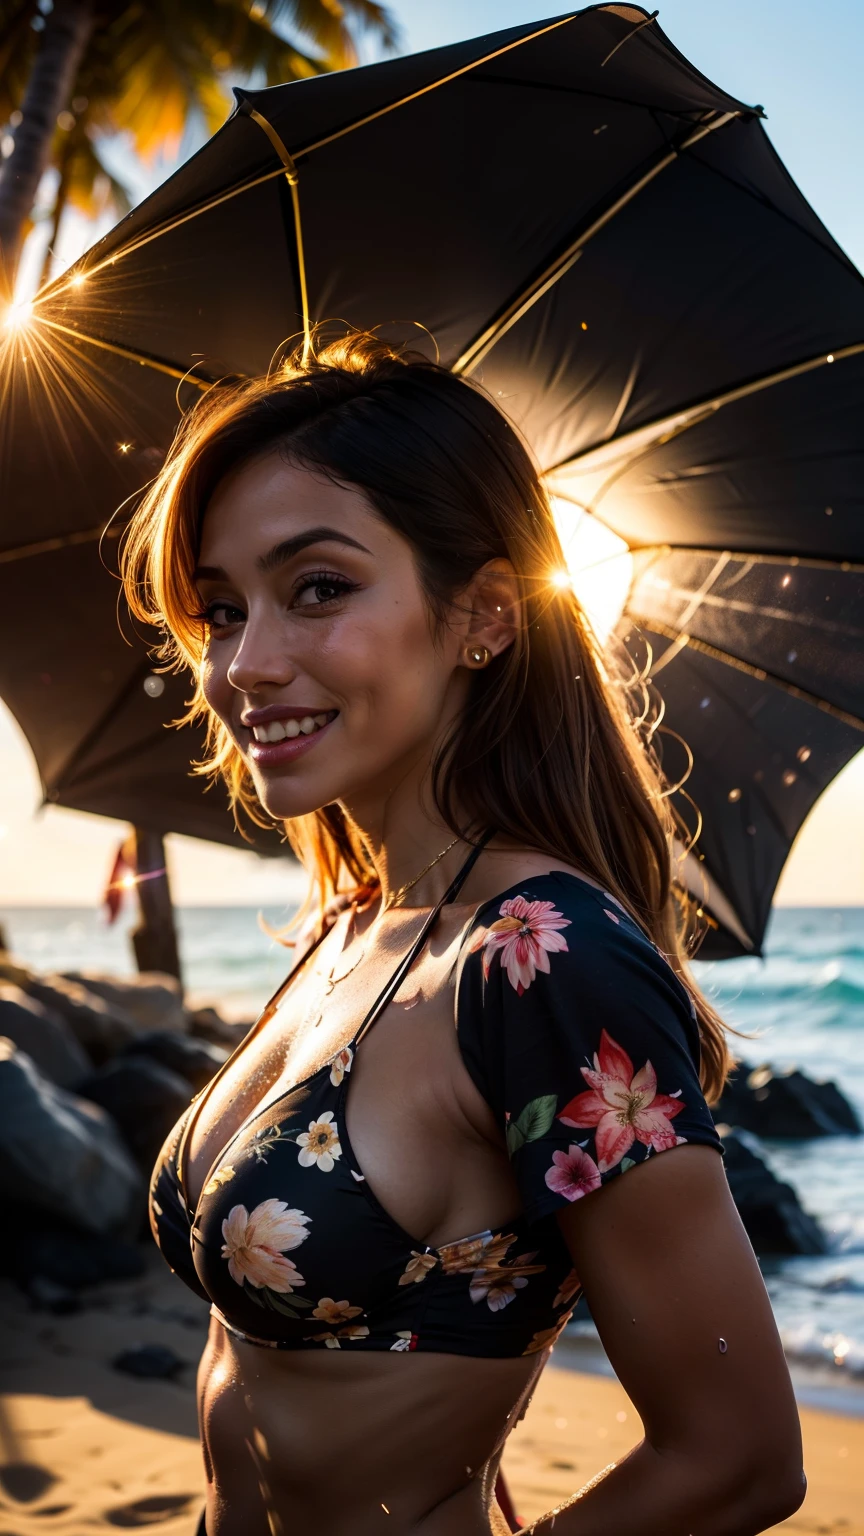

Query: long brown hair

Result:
[121,331,729,1099]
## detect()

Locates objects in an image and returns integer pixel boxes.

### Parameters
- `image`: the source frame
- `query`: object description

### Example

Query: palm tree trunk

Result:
[0,0,94,296]
[38,135,75,290]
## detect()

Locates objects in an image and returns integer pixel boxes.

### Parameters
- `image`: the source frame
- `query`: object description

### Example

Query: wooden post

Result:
[130,827,182,985]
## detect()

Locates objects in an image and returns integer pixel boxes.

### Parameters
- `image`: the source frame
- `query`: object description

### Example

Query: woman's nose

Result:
[226,618,296,694]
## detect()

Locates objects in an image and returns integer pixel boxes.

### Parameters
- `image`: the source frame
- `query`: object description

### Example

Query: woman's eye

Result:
[204,603,245,629]
[293,574,355,609]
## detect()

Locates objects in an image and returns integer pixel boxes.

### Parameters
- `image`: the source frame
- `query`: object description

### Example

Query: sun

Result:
[3,297,33,331]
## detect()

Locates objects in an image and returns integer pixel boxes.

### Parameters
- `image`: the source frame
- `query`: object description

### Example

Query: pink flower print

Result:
[221,1199,309,1291]
[476,896,571,995]
[545,1145,602,1202]
[559,1028,686,1172]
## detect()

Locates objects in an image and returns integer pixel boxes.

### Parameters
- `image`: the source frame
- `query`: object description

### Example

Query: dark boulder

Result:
[0,1202,146,1289]
[188,1006,251,1050]
[112,1343,187,1380]
[76,1056,194,1170]
[719,1126,827,1255]
[0,1039,142,1234]
[0,985,90,1087]
[715,1061,861,1138]
[21,973,138,1064]
[63,971,186,1036]
[121,1030,227,1092]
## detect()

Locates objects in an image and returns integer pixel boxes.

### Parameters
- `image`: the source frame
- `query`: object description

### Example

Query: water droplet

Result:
[782,770,797,787]
[555,1417,568,1429]
[718,1337,727,1353]
[381,1504,390,1515]
[797,746,811,762]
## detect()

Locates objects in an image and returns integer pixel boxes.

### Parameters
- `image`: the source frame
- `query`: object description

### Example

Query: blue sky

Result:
[3,0,863,906]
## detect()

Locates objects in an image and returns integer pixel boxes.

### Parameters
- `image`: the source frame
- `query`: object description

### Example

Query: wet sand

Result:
[1,1259,862,1534]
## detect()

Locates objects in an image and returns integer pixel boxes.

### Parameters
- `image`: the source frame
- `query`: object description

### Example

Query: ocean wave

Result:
[780,1322,864,1378]
[828,1216,864,1256]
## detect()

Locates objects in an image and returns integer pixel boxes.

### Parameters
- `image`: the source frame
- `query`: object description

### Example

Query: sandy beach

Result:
[0,1255,861,1536]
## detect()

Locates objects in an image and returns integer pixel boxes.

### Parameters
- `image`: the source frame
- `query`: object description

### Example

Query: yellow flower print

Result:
[553,1268,581,1308]
[312,1298,363,1325]
[296,1111,342,1171]
[522,1312,574,1355]
[398,1251,438,1286]
[308,1324,371,1349]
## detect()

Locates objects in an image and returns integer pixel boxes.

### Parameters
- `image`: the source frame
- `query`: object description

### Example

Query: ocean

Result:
[2,902,863,1408]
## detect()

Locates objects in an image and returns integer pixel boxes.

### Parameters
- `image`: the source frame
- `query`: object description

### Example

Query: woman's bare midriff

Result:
[198,1320,542,1535]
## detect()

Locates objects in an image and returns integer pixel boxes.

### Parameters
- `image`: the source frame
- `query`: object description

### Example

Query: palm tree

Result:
[0,0,397,295]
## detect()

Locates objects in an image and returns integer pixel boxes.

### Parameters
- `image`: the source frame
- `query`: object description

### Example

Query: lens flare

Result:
[550,498,633,644]
[3,297,33,331]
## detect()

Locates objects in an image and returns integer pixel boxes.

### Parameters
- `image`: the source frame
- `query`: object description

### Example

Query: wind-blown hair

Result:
[121,331,729,1099]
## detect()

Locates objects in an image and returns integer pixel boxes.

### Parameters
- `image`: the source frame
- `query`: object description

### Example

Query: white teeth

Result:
[251,713,333,743]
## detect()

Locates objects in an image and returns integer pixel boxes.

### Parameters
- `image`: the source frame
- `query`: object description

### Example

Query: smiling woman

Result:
[119,332,804,1536]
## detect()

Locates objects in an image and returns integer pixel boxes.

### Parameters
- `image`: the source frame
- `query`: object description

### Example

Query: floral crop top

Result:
[149,863,723,1358]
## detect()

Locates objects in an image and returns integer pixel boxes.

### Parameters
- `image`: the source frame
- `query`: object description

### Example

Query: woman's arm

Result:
[528,1145,805,1535]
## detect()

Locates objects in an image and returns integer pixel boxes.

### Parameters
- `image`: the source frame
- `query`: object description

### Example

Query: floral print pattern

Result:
[329,1047,353,1087]
[544,1144,602,1202]
[311,1297,363,1324]
[399,1251,439,1286]
[440,1231,547,1312]
[522,1313,573,1355]
[307,1323,370,1348]
[297,1112,342,1172]
[221,1199,310,1291]
[559,1028,686,1172]
[472,896,571,995]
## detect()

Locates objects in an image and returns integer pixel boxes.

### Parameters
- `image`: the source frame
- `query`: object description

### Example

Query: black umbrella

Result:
[2,3,862,957]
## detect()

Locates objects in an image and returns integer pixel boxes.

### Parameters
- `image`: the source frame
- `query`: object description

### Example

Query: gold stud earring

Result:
[466,645,492,668]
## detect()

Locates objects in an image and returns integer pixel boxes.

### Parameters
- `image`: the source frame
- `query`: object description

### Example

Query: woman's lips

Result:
[247,712,337,767]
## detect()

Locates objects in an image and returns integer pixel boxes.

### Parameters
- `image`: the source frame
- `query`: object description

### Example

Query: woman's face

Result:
[195,452,472,822]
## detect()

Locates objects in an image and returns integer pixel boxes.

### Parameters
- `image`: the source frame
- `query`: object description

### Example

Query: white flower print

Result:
[296,1111,342,1172]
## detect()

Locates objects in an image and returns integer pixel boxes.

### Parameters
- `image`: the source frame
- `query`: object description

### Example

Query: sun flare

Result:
[549,498,633,645]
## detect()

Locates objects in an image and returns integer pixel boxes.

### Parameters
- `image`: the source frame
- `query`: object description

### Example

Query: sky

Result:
[2,0,863,909]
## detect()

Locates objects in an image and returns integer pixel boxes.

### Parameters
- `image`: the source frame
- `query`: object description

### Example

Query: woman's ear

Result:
[460,559,521,662]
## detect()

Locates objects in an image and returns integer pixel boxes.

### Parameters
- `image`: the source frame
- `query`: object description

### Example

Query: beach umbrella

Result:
[1,2,862,958]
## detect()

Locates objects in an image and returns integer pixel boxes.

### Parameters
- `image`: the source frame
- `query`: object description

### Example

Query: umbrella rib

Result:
[0,523,109,565]
[239,102,311,364]
[452,107,741,376]
[291,13,583,162]
[547,340,864,509]
[38,14,585,292]
[35,316,216,390]
[632,544,864,576]
[630,613,864,732]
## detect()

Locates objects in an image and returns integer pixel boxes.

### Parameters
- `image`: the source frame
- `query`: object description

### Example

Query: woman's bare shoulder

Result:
[461,840,606,907]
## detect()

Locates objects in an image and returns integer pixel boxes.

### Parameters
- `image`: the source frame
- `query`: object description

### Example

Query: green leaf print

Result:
[506,1095,559,1156]
[620,1157,636,1173]
[260,1288,315,1317]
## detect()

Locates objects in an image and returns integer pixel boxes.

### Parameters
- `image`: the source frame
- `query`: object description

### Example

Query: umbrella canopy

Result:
[2,3,862,955]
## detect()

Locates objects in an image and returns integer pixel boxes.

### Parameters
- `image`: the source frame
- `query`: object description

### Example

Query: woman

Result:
[127,333,805,1536]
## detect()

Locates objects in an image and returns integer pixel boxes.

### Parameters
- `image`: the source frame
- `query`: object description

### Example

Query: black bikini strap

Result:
[353,831,494,1047]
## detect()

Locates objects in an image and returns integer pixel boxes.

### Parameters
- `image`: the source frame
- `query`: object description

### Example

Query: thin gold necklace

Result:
[382,837,461,911]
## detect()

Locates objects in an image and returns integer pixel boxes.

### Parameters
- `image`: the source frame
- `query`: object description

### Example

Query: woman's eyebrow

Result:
[193,526,371,582]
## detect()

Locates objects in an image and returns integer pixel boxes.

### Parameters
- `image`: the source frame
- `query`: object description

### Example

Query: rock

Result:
[121,1030,227,1092]
[112,1343,186,1380]
[64,971,186,1036]
[76,1056,194,1170]
[715,1060,862,1139]
[719,1126,827,1255]
[0,1202,147,1288]
[188,1005,251,1050]
[23,974,138,1064]
[0,985,90,1088]
[0,1039,142,1235]
[26,1276,82,1314]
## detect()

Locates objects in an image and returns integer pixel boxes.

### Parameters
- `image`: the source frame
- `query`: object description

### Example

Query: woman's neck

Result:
[340,755,469,912]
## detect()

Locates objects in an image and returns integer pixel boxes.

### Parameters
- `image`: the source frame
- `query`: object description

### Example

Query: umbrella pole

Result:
[130,826,182,987]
